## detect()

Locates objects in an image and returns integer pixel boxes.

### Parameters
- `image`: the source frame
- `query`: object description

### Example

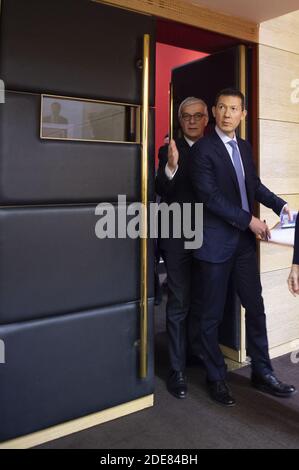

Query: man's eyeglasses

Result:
[181,112,207,122]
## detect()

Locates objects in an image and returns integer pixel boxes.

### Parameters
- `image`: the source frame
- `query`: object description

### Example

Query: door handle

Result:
[140,34,150,379]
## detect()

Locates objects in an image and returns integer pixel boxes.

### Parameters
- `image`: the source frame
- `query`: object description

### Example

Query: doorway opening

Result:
[153,17,258,377]
[155,18,258,163]
[155,42,208,162]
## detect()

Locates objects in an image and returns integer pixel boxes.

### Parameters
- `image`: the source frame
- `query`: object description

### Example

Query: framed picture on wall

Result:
[40,94,141,144]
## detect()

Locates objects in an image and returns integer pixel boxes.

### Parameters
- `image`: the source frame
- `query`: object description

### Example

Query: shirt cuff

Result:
[165,163,178,180]
[279,203,288,218]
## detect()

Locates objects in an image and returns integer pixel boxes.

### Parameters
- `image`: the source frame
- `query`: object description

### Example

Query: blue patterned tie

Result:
[228,140,250,213]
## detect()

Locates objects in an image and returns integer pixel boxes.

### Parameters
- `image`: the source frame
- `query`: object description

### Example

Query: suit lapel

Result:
[176,137,191,166]
[177,137,190,153]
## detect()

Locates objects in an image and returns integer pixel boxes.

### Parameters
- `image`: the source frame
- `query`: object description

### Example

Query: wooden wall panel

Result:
[259,120,299,194]
[259,45,299,122]
[260,11,299,55]
[260,242,294,274]
[95,0,259,42]
[261,269,299,349]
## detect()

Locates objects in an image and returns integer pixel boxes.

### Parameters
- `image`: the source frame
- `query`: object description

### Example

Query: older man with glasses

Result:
[155,97,208,399]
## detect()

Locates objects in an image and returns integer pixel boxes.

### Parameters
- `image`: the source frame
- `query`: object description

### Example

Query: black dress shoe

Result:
[207,380,236,407]
[251,373,297,398]
[167,370,187,399]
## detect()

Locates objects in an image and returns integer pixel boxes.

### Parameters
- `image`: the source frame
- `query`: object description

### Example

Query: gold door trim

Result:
[239,45,247,141]
[169,82,174,141]
[140,34,150,378]
[238,44,247,363]
[0,395,154,449]
[219,45,248,364]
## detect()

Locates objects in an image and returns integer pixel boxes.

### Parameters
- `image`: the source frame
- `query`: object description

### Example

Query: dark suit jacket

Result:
[294,214,299,265]
[155,138,196,252]
[190,130,286,263]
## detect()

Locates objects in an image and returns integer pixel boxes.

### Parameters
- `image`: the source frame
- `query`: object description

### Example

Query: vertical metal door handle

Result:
[140,34,150,378]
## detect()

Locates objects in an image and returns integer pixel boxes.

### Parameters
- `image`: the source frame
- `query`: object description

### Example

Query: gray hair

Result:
[178,96,209,120]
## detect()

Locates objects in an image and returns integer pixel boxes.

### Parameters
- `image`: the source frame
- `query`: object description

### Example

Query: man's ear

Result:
[212,106,216,118]
[241,109,248,120]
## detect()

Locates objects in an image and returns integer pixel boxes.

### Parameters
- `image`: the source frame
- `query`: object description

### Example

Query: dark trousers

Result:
[191,230,273,382]
[161,249,193,372]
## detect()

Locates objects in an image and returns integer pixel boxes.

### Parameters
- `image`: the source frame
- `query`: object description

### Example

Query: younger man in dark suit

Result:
[156,97,208,399]
[190,88,296,406]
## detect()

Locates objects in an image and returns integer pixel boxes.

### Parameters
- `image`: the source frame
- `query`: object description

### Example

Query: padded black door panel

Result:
[0,0,156,442]
[0,92,143,204]
[0,0,156,105]
[0,206,154,324]
[0,300,154,442]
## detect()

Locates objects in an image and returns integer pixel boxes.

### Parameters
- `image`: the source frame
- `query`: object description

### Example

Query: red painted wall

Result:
[155,42,208,165]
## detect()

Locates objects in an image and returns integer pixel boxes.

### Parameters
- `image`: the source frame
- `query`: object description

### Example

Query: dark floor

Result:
[35,297,299,449]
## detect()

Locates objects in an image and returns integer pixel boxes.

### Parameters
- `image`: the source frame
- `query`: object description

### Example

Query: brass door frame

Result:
[238,44,247,364]
[221,44,247,364]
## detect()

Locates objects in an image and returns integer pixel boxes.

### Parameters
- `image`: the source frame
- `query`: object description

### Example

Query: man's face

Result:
[212,95,247,137]
[51,102,61,116]
[179,102,208,142]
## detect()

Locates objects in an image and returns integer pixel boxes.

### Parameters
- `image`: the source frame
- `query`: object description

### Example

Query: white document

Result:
[268,223,295,247]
